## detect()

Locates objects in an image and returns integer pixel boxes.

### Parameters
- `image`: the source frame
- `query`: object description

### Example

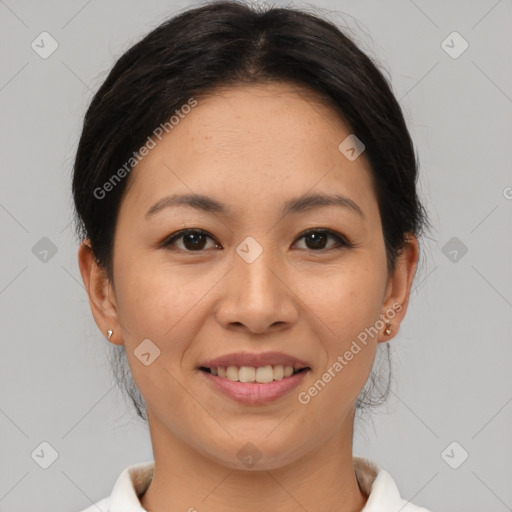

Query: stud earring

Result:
[106,329,113,340]
[384,323,392,336]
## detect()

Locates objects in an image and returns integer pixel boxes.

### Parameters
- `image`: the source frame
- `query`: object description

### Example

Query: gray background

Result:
[1,0,511,511]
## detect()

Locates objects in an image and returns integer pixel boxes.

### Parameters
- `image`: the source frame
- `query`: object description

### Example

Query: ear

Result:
[77,240,124,346]
[378,234,419,343]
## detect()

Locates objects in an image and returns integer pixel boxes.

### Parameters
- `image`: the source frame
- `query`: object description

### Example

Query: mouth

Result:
[197,351,311,383]
[198,365,310,383]
[198,364,311,404]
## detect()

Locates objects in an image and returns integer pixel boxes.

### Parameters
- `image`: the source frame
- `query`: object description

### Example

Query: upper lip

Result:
[199,351,311,369]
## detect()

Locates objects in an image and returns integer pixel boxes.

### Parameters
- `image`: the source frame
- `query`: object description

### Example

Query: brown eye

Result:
[162,228,352,253]
[162,229,219,251]
[294,229,352,251]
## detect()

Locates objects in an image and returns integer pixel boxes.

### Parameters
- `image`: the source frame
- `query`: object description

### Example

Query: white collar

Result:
[85,457,431,512]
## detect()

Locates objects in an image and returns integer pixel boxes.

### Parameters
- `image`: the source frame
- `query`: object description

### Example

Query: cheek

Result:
[113,251,224,375]
[295,263,384,385]
[297,262,384,335]
[113,259,198,406]
[113,247,198,333]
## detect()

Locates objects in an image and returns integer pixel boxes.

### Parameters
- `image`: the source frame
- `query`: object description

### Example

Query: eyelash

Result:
[161,228,354,253]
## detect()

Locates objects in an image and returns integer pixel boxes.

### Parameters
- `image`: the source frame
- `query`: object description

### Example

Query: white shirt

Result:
[79,457,432,512]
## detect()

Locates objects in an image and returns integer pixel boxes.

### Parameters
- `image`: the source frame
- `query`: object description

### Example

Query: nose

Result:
[215,243,299,334]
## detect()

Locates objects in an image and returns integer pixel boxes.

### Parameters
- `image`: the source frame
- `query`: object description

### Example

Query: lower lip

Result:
[199,369,309,405]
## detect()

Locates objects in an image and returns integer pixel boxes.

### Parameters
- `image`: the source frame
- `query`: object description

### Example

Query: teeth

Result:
[283,366,294,377]
[209,365,302,383]
[227,366,240,381]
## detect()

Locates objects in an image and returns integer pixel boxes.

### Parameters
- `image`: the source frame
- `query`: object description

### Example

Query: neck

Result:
[140,409,367,512]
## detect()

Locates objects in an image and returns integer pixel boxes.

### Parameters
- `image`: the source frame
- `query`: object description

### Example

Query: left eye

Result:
[294,229,351,251]
[161,228,351,252]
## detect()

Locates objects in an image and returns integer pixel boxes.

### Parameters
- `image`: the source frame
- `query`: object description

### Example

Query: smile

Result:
[200,364,307,383]
[199,365,310,405]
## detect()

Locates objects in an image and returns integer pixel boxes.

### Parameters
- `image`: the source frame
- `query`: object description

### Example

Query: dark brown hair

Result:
[72,0,430,421]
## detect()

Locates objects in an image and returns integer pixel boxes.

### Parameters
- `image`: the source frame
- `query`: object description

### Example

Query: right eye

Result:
[161,229,222,252]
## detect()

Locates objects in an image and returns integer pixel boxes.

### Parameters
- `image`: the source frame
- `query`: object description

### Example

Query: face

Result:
[80,82,418,470]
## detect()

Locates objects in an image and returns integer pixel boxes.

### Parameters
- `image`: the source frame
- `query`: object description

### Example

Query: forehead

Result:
[172,83,356,163]
[120,82,378,225]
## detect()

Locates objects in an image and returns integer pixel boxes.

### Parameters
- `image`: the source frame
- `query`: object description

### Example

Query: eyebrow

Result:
[145,192,365,220]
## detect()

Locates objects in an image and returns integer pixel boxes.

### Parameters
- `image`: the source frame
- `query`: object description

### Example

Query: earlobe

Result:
[77,240,123,345]
[378,234,419,343]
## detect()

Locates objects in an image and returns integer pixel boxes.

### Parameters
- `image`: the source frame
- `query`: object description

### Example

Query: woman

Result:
[73,1,432,510]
